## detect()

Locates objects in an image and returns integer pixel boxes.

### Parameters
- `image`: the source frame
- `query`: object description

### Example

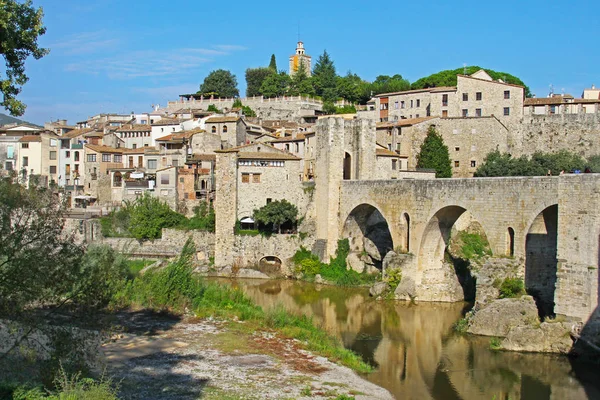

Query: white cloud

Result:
[212,44,248,52]
[49,30,120,55]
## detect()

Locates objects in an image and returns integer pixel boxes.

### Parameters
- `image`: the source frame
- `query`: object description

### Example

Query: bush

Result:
[458,232,492,259]
[453,318,469,333]
[128,194,187,240]
[186,203,215,232]
[498,277,525,299]
[385,268,402,290]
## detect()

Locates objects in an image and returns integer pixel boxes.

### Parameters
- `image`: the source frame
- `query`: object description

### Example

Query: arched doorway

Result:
[418,206,486,302]
[343,152,352,180]
[342,204,393,269]
[525,205,558,318]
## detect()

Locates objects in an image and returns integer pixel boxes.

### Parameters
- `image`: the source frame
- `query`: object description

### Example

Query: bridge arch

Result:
[258,255,283,275]
[342,203,394,269]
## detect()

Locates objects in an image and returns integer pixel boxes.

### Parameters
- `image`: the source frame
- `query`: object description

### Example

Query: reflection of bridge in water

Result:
[227,279,600,400]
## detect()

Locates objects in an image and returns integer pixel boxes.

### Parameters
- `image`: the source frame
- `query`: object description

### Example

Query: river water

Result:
[217,279,600,400]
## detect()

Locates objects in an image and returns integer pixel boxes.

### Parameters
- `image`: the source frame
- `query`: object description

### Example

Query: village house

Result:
[115,124,152,149]
[150,117,183,145]
[16,132,60,186]
[204,116,247,148]
[523,94,600,115]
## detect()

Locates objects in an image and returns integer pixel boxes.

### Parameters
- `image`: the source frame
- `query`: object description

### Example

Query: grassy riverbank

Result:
[113,239,373,374]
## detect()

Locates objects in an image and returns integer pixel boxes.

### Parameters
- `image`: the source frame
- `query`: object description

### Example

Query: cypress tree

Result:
[269,54,277,71]
[416,126,452,178]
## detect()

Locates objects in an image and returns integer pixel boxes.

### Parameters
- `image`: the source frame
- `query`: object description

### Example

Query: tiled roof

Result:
[156,130,200,142]
[63,128,95,138]
[269,133,306,142]
[116,124,151,132]
[19,135,42,142]
[238,151,300,161]
[376,116,436,129]
[205,116,241,123]
[375,87,456,98]
[121,148,146,154]
[457,74,525,89]
[186,154,217,162]
[85,144,123,154]
[376,148,402,158]
[524,97,565,106]
[151,118,182,126]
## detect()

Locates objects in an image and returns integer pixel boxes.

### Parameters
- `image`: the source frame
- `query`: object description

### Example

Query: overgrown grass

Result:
[113,239,372,373]
[453,318,469,333]
[292,240,378,286]
[125,259,154,279]
[496,277,526,299]
[456,231,492,259]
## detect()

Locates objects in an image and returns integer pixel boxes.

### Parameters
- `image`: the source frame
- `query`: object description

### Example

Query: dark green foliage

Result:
[474,150,589,177]
[245,67,274,97]
[198,69,239,98]
[288,60,315,96]
[322,101,337,114]
[335,104,357,114]
[253,199,298,233]
[335,72,371,104]
[416,126,452,178]
[187,202,215,231]
[128,193,187,240]
[411,66,532,98]
[456,232,492,259]
[268,54,277,71]
[260,71,291,98]
[231,98,256,117]
[312,50,337,102]
[586,155,600,173]
[369,74,411,96]
[0,0,49,116]
[207,104,220,113]
[498,278,526,299]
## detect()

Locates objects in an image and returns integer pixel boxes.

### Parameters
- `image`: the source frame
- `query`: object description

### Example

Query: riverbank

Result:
[102,310,392,400]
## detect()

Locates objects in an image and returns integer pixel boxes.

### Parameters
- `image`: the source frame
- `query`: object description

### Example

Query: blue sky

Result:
[15,0,600,125]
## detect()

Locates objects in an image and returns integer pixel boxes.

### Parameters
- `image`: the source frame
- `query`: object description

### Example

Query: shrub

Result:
[498,277,525,299]
[453,318,469,333]
[385,268,402,290]
[489,337,502,350]
[186,202,215,232]
[458,232,492,259]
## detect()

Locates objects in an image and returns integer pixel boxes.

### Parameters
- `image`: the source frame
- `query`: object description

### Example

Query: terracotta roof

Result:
[116,124,151,132]
[178,169,195,175]
[121,148,146,154]
[524,97,565,106]
[269,133,306,143]
[376,148,402,158]
[151,118,182,126]
[156,166,176,173]
[63,128,95,138]
[376,116,436,129]
[85,144,123,154]
[237,151,300,161]
[83,131,104,138]
[19,135,42,143]
[186,154,216,162]
[457,74,525,89]
[205,116,241,123]
[156,130,200,142]
[215,142,263,153]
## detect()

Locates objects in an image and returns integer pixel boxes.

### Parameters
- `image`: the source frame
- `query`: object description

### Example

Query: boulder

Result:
[365,265,380,275]
[394,276,416,301]
[314,274,324,284]
[369,282,388,297]
[501,321,574,354]
[360,253,375,265]
[237,269,271,280]
[363,237,381,261]
[346,252,365,273]
[466,295,539,337]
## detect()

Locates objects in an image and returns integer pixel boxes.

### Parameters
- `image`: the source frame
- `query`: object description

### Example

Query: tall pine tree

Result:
[416,126,452,178]
[312,50,337,101]
[269,54,277,71]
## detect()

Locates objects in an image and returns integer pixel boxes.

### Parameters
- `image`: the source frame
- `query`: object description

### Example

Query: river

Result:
[215,278,600,400]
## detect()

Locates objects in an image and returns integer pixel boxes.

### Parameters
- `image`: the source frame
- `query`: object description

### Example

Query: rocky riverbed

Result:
[100,311,393,400]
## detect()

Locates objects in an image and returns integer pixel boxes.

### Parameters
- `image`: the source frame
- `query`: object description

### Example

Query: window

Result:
[410,100,414,108]
[400,101,405,109]
[394,115,398,121]
[454,160,460,167]
[49,166,57,174]
[416,114,420,118]
[179,177,184,183]
[114,154,122,163]
[252,173,261,183]
[285,143,290,151]
[476,92,482,100]
[394,101,399,109]
[161,174,169,185]
[442,110,448,117]
[65,151,70,158]
[475,108,482,117]
[49,151,57,160]
[161,127,164,132]
[503,107,510,116]
[392,159,397,170]
[50,139,57,147]
[442,94,448,106]
[21,142,29,149]
[113,172,122,187]
[211,126,216,133]
[416,99,420,107]
[504,90,510,99]
[132,144,137,149]
[147,159,157,169]
[266,198,272,204]
[102,154,111,162]
[462,93,468,101]
[242,173,250,183]
[22,156,28,167]
[455,147,460,151]
[74,151,80,162]
[172,159,179,167]
[87,154,96,162]
[462,109,468,117]
[471,160,476,168]
[295,143,299,152]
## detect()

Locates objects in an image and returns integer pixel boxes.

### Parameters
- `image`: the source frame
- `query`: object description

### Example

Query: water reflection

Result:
[218,279,600,400]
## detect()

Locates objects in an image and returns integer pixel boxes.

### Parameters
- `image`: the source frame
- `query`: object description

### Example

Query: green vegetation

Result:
[268,54,277,71]
[384,268,402,290]
[0,0,49,116]
[198,69,239,98]
[100,195,216,239]
[114,239,372,373]
[245,67,274,97]
[125,259,153,279]
[253,199,298,234]
[474,150,598,177]
[453,318,469,333]
[232,98,257,117]
[489,337,502,351]
[416,125,452,178]
[411,65,531,98]
[495,277,526,299]
[456,231,492,259]
[207,104,220,113]
[292,240,378,286]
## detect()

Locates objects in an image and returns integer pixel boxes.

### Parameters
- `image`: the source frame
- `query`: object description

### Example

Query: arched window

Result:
[223,125,228,133]
[211,126,216,133]
[507,227,515,257]
[113,172,122,187]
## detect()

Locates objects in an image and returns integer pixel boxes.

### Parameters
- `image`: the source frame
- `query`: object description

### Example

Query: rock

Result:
[360,253,375,265]
[369,281,388,297]
[394,276,416,300]
[466,296,539,337]
[501,321,574,353]
[363,237,381,261]
[237,269,271,280]
[382,251,412,275]
[314,274,324,284]
[346,252,365,273]
[365,265,380,275]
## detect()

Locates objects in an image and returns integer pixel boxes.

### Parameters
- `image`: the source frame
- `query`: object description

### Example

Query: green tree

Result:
[269,54,277,71]
[416,126,452,178]
[474,150,588,177]
[207,104,220,113]
[199,69,239,98]
[335,72,369,104]
[232,98,256,117]
[288,60,315,96]
[312,50,337,101]
[411,66,532,97]
[260,71,291,98]
[369,74,411,96]
[128,193,187,239]
[245,67,273,97]
[0,0,49,116]
[253,199,298,234]
[587,155,600,173]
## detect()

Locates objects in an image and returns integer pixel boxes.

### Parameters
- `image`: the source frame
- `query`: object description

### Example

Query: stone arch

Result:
[525,204,558,318]
[342,203,393,269]
[343,152,352,180]
[417,206,490,302]
[258,255,282,274]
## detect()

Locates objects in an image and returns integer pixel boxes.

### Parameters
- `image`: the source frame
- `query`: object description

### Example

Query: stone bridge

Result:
[317,174,600,322]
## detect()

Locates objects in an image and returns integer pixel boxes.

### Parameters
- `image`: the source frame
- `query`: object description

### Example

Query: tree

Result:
[474,150,588,177]
[253,199,298,234]
[416,126,452,178]
[268,54,277,71]
[312,50,337,101]
[128,193,187,239]
[369,74,411,96]
[232,98,256,117]
[288,60,315,96]
[0,0,49,116]
[335,72,369,104]
[245,67,273,97]
[199,69,239,98]
[260,71,291,98]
